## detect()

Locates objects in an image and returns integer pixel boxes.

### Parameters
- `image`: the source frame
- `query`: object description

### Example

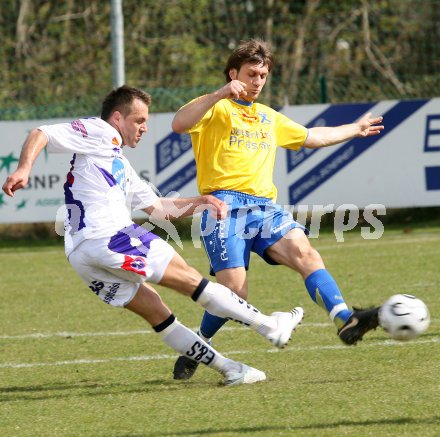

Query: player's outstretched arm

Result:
[2,129,48,197]
[144,195,228,222]
[171,80,248,133]
[304,112,384,149]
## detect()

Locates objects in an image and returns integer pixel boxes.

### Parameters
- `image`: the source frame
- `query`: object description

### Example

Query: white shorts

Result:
[68,230,175,307]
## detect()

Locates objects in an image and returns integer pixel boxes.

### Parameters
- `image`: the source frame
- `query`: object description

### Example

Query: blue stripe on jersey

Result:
[232,99,253,107]
[96,165,117,187]
[64,154,86,232]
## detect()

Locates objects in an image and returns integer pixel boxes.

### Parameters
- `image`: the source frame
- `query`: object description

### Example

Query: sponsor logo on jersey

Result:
[258,112,272,124]
[229,126,272,151]
[112,158,126,192]
[239,111,259,122]
[71,119,88,137]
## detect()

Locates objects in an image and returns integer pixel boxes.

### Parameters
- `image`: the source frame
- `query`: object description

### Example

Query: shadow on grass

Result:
[0,378,214,402]
[141,416,440,436]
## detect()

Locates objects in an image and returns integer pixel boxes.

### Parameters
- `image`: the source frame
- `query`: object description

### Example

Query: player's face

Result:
[118,99,149,148]
[230,62,269,102]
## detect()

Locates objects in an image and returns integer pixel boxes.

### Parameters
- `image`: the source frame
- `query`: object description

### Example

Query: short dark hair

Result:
[223,38,274,82]
[101,85,152,121]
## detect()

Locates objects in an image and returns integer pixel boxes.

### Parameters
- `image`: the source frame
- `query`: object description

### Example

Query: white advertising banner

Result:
[0,99,439,224]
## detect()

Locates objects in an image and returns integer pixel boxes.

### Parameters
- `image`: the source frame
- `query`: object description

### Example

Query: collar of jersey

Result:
[232,98,253,107]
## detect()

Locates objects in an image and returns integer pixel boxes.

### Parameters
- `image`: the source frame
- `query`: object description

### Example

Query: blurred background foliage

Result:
[1,0,439,120]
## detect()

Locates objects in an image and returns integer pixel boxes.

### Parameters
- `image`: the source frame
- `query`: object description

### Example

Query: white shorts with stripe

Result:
[68,227,175,307]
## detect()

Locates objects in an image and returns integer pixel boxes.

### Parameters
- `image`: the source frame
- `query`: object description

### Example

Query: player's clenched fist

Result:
[219,80,247,100]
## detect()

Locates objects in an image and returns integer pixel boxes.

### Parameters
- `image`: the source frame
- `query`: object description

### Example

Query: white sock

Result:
[193,280,277,336]
[156,316,236,374]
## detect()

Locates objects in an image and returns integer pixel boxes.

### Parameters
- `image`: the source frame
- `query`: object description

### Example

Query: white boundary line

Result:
[0,330,155,340]
[1,337,438,370]
[0,323,332,340]
[2,320,438,341]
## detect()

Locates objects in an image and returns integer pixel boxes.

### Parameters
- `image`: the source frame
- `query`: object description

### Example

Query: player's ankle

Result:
[222,358,241,375]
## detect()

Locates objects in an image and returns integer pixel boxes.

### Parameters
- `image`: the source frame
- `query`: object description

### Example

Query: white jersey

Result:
[39,117,158,257]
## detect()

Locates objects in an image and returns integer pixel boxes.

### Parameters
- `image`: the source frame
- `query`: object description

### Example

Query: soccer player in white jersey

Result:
[2,85,305,386]
[171,39,385,380]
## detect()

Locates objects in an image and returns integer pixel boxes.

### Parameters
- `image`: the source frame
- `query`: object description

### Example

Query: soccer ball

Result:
[379,294,430,341]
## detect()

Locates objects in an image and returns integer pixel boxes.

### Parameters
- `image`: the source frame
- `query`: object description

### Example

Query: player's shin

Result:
[154,314,238,373]
[305,269,352,329]
[191,279,277,336]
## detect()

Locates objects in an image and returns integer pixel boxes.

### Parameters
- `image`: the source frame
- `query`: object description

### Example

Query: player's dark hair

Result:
[101,85,152,121]
[223,38,274,82]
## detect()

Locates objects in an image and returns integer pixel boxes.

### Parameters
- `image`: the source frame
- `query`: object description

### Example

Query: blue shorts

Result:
[200,190,307,275]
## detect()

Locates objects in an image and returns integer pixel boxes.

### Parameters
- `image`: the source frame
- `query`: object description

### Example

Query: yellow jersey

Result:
[187,98,308,200]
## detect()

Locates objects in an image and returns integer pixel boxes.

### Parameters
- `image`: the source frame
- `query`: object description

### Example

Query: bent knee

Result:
[299,246,322,263]
[296,247,324,276]
[160,255,203,295]
[228,284,248,300]
[281,243,324,275]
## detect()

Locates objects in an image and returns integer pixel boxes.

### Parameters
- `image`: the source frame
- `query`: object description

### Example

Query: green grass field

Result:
[1,228,439,436]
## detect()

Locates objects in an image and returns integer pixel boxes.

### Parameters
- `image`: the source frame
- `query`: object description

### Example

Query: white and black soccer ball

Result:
[379,294,430,341]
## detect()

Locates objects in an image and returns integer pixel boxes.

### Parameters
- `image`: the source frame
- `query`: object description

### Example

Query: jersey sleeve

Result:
[275,112,308,151]
[126,164,159,211]
[39,118,105,154]
[186,97,220,134]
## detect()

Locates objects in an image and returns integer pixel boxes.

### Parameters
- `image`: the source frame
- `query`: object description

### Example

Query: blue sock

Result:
[305,269,352,328]
[199,311,228,339]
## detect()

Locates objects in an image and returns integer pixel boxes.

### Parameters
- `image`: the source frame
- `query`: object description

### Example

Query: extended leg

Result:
[126,283,266,386]
[159,253,303,346]
[197,267,249,342]
[267,228,379,344]
[267,228,352,328]
[160,254,304,380]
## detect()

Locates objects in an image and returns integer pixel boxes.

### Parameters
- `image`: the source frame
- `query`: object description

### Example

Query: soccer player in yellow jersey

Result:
[171,39,385,380]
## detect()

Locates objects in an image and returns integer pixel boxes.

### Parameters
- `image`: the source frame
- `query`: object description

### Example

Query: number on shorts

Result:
[89,280,104,295]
